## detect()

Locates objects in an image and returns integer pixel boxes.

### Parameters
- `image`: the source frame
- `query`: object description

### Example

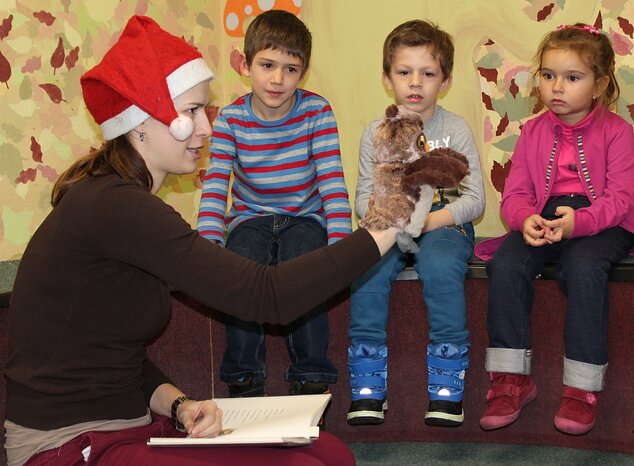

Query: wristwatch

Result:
[170,395,192,432]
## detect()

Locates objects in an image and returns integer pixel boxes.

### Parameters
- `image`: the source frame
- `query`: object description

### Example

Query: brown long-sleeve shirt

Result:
[6,175,378,430]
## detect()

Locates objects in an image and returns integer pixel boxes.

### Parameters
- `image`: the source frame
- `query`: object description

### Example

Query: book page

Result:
[148,394,330,447]
[215,394,328,437]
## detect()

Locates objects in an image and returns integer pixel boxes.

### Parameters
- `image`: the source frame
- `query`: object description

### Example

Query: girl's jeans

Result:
[221,215,338,385]
[486,226,634,366]
[348,223,474,347]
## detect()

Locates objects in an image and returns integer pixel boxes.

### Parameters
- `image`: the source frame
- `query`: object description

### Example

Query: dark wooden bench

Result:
[395,238,634,282]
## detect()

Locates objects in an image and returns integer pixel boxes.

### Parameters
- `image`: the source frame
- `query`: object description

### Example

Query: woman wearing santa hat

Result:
[4,16,396,466]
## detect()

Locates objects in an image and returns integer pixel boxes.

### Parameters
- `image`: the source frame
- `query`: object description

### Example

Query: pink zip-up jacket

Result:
[476,106,634,261]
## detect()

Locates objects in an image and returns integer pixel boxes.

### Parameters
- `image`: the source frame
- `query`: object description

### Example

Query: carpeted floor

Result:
[349,442,634,465]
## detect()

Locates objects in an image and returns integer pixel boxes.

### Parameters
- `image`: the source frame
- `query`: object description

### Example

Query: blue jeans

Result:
[348,223,474,347]
[486,227,634,366]
[220,215,338,384]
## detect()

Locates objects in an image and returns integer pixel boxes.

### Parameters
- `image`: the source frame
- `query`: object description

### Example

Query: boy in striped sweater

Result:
[197,9,352,397]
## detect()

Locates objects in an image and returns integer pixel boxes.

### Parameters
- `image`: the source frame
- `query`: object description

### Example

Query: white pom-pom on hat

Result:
[169,114,194,141]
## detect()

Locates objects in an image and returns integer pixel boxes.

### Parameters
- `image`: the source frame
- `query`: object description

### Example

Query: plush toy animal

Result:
[359,104,470,253]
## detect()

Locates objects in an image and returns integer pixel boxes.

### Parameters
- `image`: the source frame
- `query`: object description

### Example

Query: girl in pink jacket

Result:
[476,23,634,436]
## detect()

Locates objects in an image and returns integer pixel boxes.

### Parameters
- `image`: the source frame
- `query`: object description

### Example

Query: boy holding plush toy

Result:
[347,19,485,427]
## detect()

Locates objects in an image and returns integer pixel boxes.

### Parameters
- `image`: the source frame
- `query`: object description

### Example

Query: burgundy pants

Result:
[25,415,356,466]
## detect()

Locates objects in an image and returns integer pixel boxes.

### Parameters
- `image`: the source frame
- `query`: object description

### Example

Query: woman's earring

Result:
[592,95,596,100]
[133,128,146,142]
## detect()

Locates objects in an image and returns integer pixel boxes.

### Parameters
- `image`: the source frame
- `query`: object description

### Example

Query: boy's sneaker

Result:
[554,386,597,435]
[347,398,387,425]
[479,372,537,430]
[425,400,464,427]
[289,381,330,395]
[227,376,265,398]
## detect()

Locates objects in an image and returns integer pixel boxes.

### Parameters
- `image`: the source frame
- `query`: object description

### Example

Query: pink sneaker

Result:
[480,372,537,430]
[554,386,597,435]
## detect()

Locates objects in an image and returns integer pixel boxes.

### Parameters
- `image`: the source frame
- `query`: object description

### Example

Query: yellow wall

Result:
[1,0,633,260]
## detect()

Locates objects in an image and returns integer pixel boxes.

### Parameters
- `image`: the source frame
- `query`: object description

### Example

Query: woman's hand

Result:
[177,399,223,437]
[366,227,399,255]
[150,383,223,437]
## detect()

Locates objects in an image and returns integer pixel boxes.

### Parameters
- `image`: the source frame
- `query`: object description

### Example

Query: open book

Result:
[148,394,330,447]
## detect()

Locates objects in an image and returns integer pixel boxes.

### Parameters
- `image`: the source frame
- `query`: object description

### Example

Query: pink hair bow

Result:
[557,24,600,35]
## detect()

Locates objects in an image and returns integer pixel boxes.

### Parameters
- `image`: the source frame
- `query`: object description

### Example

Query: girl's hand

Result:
[542,206,575,243]
[522,214,548,246]
[177,399,224,438]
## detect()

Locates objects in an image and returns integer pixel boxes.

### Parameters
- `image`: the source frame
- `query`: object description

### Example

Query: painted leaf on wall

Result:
[482,92,494,111]
[493,134,519,152]
[21,56,41,73]
[0,49,11,88]
[496,113,509,136]
[478,67,498,83]
[196,12,214,29]
[594,12,603,30]
[628,104,634,121]
[491,160,512,195]
[610,29,634,56]
[51,37,65,74]
[205,105,219,126]
[509,79,519,98]
[618,17,634,38]
[38,165,59,182]
[33,11,56,26]
[0,14,12,41]
[65,46,79,70]
[195,169,206,189]
[229,48,243,75]
[39,83,65,103]
[483,116,493,143]
[536,3,554,21]
[19,74,32,99]
[16,168,37,184]
[31,137,43,163]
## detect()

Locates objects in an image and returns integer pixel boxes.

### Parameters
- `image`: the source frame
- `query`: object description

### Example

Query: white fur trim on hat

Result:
[166,57,214,99]
[101,104,150,141]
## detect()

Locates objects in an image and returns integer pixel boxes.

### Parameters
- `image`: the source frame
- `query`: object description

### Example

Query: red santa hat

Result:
[81,15,214,141]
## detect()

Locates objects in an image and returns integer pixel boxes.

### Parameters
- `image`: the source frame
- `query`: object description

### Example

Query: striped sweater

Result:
[197,89,352,245]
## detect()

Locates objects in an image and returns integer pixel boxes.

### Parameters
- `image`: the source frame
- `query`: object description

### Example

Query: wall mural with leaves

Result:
[1,1,632,261]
